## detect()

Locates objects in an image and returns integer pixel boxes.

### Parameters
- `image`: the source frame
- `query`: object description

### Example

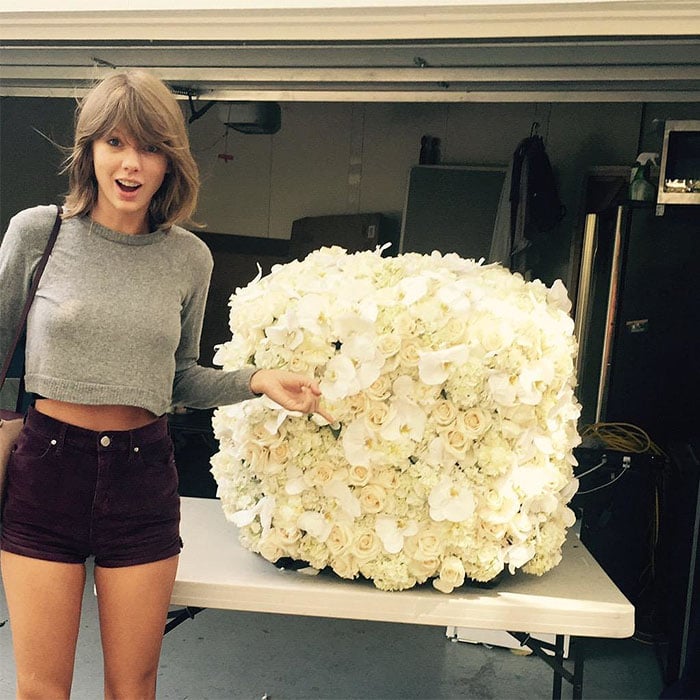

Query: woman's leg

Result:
[94,555,179,700]
[0,551,86,700]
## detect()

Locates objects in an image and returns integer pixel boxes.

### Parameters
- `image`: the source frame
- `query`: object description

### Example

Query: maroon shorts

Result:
[0,406,182,568]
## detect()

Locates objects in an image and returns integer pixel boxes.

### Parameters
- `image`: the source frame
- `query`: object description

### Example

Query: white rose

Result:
[474,317,515,356]
[269,441,290,465]
[441,423,472,459]
[415,381,444,405]
[331,552,359,580]
[375,333,402,361]
[479,484,519,525]
[326,522,354,556]
[398,339,422,368]
[245,443,270,477]
[442,317,468,343]
[365,374,393,403]
[364,401,395,431]
[433,556,466,593]
[476,543,505,570]
[359,484,387,514]
[287,354,310,373]
[432,399,458,427]
[351,528,382,563]
[306,461,336,487]
[250,421,276,444]
[348,464,372,486]
[413,528,444,560]
[257,533,285,563]
[408,556,440,581]
[344,392,368,415]
[463,406,491,437]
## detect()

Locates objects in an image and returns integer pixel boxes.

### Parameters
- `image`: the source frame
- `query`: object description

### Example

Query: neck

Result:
[90,206,149,235]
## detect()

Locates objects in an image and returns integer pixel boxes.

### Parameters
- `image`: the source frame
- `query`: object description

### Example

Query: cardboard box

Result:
[446,626,570,658]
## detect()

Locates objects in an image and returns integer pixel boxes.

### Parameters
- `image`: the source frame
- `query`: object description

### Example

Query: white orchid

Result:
[320,354,360,401]
[375,517,419,554]
[379,397,427,443]
[418,345,470,385]
[428,477,476,523]
[211,246,581,591]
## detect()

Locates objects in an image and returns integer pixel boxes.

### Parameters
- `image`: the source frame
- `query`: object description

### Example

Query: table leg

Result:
[572,637,585,700]
[507,632,583,699]
[164,606,206,635]
[552,635,565,700]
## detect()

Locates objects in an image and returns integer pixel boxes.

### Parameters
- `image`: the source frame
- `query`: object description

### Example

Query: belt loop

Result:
[55,421,68,456]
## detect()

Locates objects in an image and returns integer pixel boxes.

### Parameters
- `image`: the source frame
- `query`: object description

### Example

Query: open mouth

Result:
[116,179,142,193]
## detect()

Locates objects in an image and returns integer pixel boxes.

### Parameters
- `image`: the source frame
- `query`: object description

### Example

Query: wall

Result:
[2,96,698,291]
[189,100,641,249]
[0,96,73,230]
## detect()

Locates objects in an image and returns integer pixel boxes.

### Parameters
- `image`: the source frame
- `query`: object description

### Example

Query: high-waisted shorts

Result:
[0,406,182,568]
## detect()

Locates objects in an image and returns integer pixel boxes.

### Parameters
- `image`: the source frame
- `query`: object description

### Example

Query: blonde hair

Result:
[62,70,200,230]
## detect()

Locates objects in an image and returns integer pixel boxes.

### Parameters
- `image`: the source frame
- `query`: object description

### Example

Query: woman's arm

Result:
[249,368,335,423]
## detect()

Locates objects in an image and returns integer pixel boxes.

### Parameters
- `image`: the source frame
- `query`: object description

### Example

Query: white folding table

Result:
[168,497,635,699]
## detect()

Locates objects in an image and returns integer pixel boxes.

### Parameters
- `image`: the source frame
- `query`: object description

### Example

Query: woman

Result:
[0,70,332,699]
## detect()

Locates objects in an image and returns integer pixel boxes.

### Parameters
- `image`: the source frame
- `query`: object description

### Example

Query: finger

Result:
[300,385,324,408]
[314,406,337,425]
[302,380,322,397]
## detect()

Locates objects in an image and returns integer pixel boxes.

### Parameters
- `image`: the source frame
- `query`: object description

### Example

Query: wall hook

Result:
[187,94,216,124]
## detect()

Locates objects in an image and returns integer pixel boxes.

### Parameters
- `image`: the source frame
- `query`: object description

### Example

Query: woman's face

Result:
[91,126,169,234]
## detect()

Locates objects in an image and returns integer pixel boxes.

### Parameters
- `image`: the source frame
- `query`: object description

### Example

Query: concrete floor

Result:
[0,556,665,700]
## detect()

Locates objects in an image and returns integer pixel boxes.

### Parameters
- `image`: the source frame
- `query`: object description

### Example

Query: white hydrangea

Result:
[210,246,581,592]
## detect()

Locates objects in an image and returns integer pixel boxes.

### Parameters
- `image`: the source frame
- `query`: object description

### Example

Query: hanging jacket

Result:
[489,134,565,275]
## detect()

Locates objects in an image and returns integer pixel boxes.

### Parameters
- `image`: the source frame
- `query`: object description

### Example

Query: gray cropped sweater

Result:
[0,205,257,415]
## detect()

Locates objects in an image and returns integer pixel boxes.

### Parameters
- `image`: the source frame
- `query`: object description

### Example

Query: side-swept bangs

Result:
[62,70,200,230]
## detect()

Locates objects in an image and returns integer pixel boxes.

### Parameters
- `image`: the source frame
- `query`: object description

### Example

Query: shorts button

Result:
[100,435,111,447]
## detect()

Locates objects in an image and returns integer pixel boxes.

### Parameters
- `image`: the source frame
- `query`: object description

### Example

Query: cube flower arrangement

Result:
[211,246,581,592]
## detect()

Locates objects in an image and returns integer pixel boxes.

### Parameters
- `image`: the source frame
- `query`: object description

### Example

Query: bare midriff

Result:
[34,398,159,432]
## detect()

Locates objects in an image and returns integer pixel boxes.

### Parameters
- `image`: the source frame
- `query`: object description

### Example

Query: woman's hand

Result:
[250,369,336,425]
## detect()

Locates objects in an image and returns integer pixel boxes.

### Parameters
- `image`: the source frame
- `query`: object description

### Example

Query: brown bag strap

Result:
[0,205,62,393]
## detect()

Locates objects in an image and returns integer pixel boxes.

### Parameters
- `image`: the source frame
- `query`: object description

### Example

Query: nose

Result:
[121,145,142,171]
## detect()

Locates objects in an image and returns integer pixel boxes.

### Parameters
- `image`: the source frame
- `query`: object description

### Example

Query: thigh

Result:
[0,550,86,699]
[94,555,179,699]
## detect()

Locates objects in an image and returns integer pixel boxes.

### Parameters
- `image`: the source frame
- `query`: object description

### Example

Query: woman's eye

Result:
[107,137,121,147]
[144,144,160,153]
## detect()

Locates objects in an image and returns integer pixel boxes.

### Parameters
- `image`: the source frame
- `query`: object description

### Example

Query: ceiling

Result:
[1,3,699,102]
[1,37,699,103]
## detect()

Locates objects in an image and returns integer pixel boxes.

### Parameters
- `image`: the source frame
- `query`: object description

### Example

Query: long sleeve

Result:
[0,206,55,376]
